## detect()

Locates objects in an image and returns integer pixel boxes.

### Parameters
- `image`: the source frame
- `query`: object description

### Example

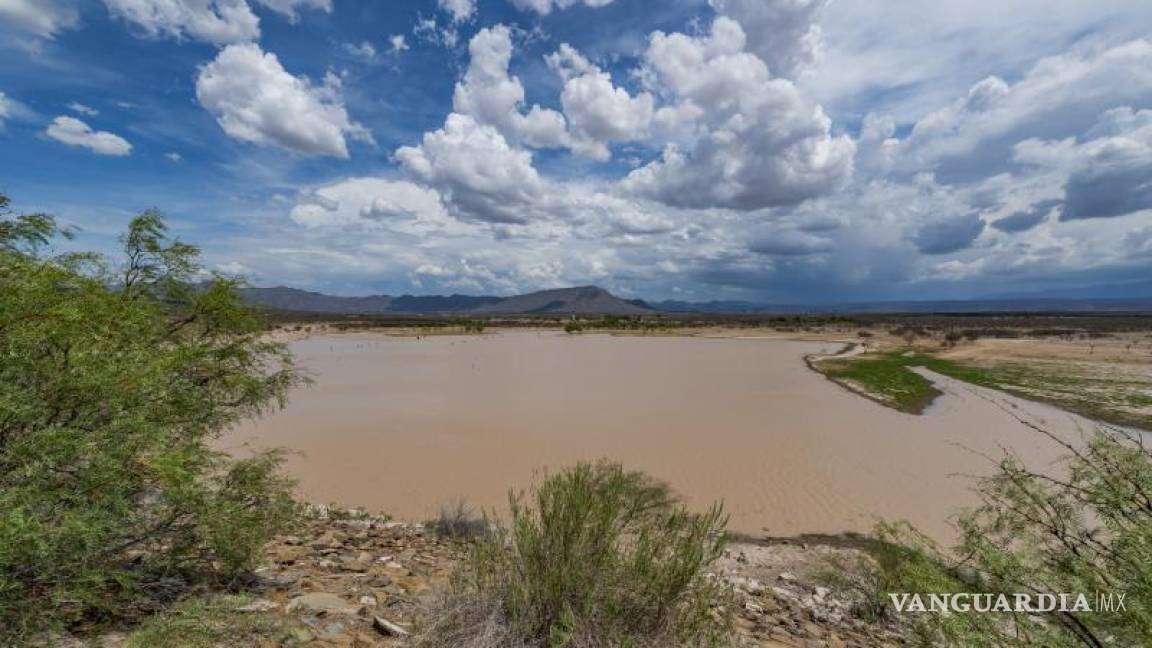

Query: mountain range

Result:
[239,285,653,315]
[238,285,1152,316]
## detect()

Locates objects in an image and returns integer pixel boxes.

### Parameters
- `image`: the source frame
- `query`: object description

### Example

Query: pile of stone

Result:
[717,542,907,647]
[243,506,465,646]
[50,507,908,646]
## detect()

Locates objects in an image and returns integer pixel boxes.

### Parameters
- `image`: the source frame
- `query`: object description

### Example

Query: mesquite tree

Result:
[0,195,300,639]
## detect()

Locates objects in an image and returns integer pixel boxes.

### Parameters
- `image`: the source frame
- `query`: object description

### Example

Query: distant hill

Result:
[240,285,652,315]
[238,287,395,314]
[471,286,654,315]
[240,285,1152,316]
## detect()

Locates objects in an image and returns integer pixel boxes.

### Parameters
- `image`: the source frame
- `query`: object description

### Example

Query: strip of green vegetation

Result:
[818,352,942,414]
[818,350,1152,429]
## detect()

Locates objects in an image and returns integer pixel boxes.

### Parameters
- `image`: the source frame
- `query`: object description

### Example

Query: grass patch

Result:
[818,352,942,414]
[126,595,286,648]
[817,350,1152,429]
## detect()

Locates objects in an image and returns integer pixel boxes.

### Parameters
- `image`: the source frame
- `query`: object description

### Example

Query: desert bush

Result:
[430,499,490,540]
[419,462,732,647]
[0,196,300,641]
[457,319,486,333]
[564,320,584,334]
[874,421,1152,646]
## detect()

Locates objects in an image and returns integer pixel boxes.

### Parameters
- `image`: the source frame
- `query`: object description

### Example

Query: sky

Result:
[1,0,1151,303]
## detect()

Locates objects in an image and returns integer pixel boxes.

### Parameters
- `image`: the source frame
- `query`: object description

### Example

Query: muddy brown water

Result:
[223,331,1090,539]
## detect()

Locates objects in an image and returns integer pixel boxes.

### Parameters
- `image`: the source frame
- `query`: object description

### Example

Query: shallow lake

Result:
[224,331,1087,539]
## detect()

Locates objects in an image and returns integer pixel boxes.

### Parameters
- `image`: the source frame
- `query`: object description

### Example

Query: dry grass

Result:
[429,499,490,541]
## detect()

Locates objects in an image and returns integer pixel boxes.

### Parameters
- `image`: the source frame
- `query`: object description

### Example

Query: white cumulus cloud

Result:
[195,43,371,158]
[103,0,261,44]
[437,0,475,23]
[251,0,330,22]
[623,16,854,210]
[547,44,654,160]
[44,116,133,156]
[508,0,614,16]
[102,0,328,44]
[708,0,827,78]
[396,113,547,223]
[452,25,569,150]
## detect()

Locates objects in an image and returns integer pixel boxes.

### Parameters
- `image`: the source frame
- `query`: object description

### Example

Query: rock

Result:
[730,576,765,595]
[287,592,361,616]
[312,531,345,549]
[321,632,354,647]
[340,555,370,572]
[814,586,830,600]
[236,598,279,612]
[778,572,797,583]
[373,615,411,637]
[359,594,378,607]
[369,574,393,587]
[801,621,824,638]
[288,627,316,644]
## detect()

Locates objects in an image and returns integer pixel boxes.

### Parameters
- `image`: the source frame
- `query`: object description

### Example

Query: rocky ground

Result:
[58,507,906,647]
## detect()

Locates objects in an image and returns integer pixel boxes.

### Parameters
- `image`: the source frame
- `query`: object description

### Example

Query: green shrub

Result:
[876,422,1152,646]
[0,196,300,641]
[420,462,731,647]
[564,320,584,334]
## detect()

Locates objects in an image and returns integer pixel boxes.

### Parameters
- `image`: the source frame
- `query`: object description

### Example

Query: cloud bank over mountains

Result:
[2,0,1150,302]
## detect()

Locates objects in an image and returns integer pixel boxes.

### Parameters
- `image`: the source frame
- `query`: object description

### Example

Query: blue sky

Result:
[1,0,1151,302]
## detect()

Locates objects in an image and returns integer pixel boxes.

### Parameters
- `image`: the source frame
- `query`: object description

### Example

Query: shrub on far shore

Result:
[418,462,732,648]
[0,195,300,641]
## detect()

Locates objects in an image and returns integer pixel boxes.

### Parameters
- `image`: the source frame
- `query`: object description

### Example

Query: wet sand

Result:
[223,331,1092,539]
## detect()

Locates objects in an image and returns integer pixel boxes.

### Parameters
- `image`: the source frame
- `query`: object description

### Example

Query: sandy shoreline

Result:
[223,330,1093,540]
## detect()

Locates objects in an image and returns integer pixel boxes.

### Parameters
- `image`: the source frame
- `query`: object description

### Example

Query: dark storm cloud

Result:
[1061,161,1152,220]
[912,212,985,254]
[991,198,1061,232]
